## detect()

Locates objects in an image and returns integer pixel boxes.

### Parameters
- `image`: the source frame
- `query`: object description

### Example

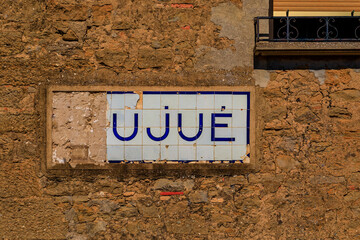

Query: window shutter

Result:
[274,0,360,12]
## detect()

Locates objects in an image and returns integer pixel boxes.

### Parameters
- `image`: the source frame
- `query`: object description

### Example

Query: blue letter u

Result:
[113,113,138,141]
[178,113,203,141]
[147,113,170,141]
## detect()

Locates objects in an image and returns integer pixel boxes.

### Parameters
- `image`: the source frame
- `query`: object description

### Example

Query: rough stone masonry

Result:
[0,0,359,239]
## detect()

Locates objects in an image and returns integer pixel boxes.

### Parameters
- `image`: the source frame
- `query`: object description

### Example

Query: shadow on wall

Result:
[255,56,360,70]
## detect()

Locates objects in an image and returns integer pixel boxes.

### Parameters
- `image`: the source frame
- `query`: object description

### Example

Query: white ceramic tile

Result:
[143,127,161,145]
[124,146,142,161]
[107,127,124,145]
[160,110,178,128]
[197,110,213,128]
[178,127,198,144]
[143,110,161,127]
[160,127,178,145]
[178,110,197,127]
[143,145,161,160]
[106,93,112,110]
[161,94,178,110]
[107,145,124,161]
[110,110,125,128]
[233,94,248,110]
[111,94,125,109]
[179,94,196,109]
[232,128,248,145]
[197,94,214,109]
[179,146,196,160]
[106,98,112,128]
[215,94,232,110]
[232,145,247,160]
[123,128,142,145]
[124,93,140,109]
[125,110,142,128]
[160,145,178,160]
[196,127,214,145]
[212,111,233,128]
[213,127,234,145]
[197,145,214,161]
[143,94,160,109]
[232,109,248,128]
[215,145,232,160]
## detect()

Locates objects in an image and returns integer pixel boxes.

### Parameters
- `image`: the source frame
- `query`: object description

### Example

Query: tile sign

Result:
[107,91,250,163]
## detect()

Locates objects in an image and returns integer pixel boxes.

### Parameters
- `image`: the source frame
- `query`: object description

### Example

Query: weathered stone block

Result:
[189,191,208,203]
[294,107,319,123]
[137,47,173,69]
[330,90,360,101]
[153,179,185,191]
[276,155,299,172]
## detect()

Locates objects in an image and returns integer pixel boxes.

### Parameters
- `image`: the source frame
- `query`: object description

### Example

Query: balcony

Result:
[254,13,360,57]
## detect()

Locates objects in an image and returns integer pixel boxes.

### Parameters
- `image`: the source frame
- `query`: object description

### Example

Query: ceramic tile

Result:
[111,94,125,109]
[110,110,125,128]
[124,93,140,109]
[160,145,178,160]
[107,145,124,161]
[143,110,161,127]
[197,145,214,161]
[160,127,178,145]
[161,94,179,110]
[125,110,142,128]
[196,127,214,145]
[232,109,248,128]
[232,145,247,160]
[143,127,161,145]
[179,110,198,127]
[143,145,161,160]
[178,127,199,144]
[179,146,196,160]
[197,94,214,110]
[213,127,234,145]
[233,94,248,110]
[123,128,142,145]
[197,110,213,128]
[211,110,233,129]
[215,94,232,110]
[215,145,232,160]
[232,128,248,145]
[106,91,251,162]
[143,94,160,109]
[107,94,112,110]
[179,94,196,109]
[124,146,142,161]
[160,110,178,128]
[106,127,124,145]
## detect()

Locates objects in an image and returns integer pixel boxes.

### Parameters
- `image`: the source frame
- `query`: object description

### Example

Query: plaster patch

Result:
[310,70,326,85]
[195,2,252,70]
[52,92,107,165]
[253,70,270,87]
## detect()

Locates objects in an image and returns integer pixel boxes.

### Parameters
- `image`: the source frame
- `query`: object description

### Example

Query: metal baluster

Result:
[326,17,329,40]
[286,10,290,41]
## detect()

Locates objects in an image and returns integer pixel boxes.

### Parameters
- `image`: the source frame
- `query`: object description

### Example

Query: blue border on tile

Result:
[246,92,250,145]
[110,91,136,94]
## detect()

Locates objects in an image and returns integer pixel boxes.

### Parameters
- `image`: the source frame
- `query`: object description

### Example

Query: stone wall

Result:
[0,0,360,239]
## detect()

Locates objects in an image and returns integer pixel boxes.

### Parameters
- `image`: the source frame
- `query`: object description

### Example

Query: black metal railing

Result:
[255,11,360,42]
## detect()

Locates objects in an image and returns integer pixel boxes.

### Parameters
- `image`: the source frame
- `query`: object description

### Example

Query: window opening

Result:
[256,0,360,41]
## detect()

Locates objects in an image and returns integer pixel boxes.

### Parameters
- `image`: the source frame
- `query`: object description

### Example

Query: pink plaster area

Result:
[52,92,107,165]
